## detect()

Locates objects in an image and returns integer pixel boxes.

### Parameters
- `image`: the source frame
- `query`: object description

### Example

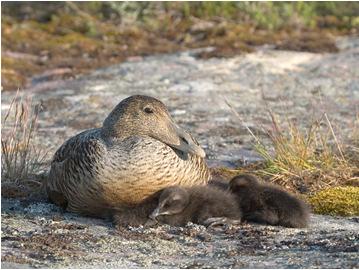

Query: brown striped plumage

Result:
[46,95,210,218]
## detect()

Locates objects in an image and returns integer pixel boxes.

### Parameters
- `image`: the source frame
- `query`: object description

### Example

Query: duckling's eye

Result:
[144,106,154,114]
[163,202,170,208]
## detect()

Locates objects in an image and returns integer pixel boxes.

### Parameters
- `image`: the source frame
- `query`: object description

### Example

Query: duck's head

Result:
[103,95,206,158]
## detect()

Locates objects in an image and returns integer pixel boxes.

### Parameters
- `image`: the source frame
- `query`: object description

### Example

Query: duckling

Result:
[112,192,160,228]
[229,174,310,228]
[208,178,230,190]
[149,185,242,227]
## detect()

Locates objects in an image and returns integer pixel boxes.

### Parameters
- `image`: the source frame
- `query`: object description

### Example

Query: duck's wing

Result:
[47,128,104,208]
[51,128,101,163]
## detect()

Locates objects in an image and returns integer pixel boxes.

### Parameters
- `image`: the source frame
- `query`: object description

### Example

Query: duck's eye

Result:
[144,106,154,114]
[181,137,189,145]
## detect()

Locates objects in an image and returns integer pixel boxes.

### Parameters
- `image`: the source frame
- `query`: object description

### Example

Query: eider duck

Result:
[46,95,210,217]
[148,185,242,227]
[229,174,310,228]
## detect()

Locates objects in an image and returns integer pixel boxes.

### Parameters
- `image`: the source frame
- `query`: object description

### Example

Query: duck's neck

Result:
[102,111,132,138]
[101,118,146,141]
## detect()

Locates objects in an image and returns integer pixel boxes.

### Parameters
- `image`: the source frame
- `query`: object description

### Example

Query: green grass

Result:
[3,2,359,30]
[86,2,359,30]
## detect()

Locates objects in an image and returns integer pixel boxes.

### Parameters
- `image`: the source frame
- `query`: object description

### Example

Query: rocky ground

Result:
[1,36,359,268]
[2,198,359,268]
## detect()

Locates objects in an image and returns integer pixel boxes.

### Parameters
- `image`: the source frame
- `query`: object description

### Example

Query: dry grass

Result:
[225,99,358,194]
[253,112,358,193]
[346,113,359,169]
[1,91,48,197]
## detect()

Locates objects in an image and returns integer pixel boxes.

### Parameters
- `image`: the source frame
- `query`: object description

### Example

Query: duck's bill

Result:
[170,125,206,158]
[149,207,170,220]
[149,207,160,220]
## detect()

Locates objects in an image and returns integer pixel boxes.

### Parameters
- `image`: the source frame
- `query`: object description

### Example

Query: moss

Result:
[308,186,359,216]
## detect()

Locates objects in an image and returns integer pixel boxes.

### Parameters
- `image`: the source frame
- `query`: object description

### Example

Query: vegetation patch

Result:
[250,113,358,194]
[308,187,359,216]
[1,91,48,198]
[224,108,359,216]
[225,97,358,198]
[209,167,243,182]
[2,2,359,90]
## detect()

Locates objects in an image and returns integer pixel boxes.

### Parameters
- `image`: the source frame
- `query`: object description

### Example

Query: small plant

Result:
[1,91,47,196]
[252,111,358,193]
[225,99,358,194]
[347,113,359,169]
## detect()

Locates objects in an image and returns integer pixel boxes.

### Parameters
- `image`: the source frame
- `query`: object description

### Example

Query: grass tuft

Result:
[1,91,48,197]
[252,111,357,193]
[226,98,358,194]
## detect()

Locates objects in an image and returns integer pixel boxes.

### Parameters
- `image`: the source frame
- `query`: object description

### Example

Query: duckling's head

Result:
[149,186,189,219]
[103,95,205,158]
[229,174,259,192]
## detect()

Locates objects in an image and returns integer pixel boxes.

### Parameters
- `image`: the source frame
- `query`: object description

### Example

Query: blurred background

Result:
[2,1,359,91]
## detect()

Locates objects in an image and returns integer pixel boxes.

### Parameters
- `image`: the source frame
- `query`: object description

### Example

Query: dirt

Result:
[1,36,359,268]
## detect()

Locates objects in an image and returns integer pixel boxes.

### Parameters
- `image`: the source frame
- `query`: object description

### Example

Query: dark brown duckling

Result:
[229,174,310,228]
[149,185,242,227]
[112,192,160,228]
[208,178,230,190]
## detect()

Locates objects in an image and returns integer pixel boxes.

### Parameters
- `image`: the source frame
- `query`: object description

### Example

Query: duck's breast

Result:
[100,135,210,206]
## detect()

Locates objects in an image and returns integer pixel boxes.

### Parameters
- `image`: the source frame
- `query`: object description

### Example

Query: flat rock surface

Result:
[1,37,359,268]
[1,199,359,268]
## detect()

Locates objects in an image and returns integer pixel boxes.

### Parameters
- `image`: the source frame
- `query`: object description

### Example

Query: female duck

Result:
[46,95,210,217]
